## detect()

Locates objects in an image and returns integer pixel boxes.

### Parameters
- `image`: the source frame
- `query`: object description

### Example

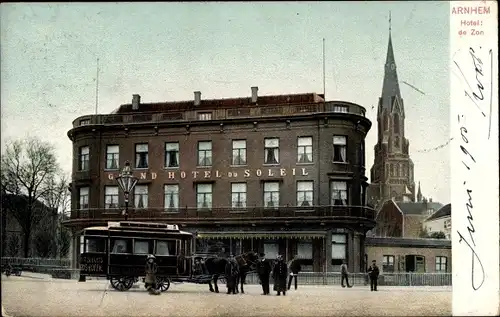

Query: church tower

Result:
[369,14,416,205]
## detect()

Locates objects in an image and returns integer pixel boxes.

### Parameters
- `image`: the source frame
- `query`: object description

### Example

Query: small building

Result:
[373,199,444,238]
[424,204,451,239]
[365,237,451,273]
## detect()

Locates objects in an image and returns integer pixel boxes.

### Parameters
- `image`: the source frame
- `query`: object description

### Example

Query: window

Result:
[79,146,89,171]
[135,143,149,169]
[331,181,348,206]
[360,141,365,166]
[106,145,119,170]
[444,219,451,229]
[79,187,89,209]
[297,241,313,259]
[134,185,148,209]
[297,137,313,163]
[231,183,247,208]
[104,186,119,209]
[134,240,152,254]
[264,138,279,164]
[331,234,347,265]
[384,115,389,131]
[85,238,106,253]
[196,183,212,209]
[383,255,395,272]
[156,240,176,256]
[165,142,180,168]
[394,136,400,148]
[164,184,179,211]
[111,239,131,253]
[264,182,280,208]
[333,106,348,113]
[198,141,212,166]
[198,112,212,120]
[333,136,347,162]
[394,113,400,133]
[435,256,447,272]
[80,119,90,126]
[296,181,313,207]
[232,140,247,165]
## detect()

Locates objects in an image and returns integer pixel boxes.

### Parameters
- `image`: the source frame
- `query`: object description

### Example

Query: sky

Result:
[1,2,450,204]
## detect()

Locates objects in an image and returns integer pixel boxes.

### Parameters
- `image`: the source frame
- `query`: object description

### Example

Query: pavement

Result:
[1,275,452,317]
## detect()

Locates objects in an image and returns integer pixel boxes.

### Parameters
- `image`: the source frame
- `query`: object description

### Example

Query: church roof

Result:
[396,201,444,215]
[426,204,451,221]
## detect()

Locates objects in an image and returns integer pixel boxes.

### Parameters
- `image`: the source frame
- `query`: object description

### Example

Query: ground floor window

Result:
[264,242,279,259]
[405,255,426,272]
[331,234,347,266]
[435,256,447,273]
[382,255,395,272]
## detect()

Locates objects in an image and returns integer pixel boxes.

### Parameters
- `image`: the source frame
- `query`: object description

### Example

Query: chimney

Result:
[194,91,201,106]
[132,94,141,110]
[251,86,258,103]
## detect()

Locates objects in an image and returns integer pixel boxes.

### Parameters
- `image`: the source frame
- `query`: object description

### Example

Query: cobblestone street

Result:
[1,274,452,316]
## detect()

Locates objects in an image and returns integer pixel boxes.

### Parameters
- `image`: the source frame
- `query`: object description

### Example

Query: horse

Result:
[203,251,259,294]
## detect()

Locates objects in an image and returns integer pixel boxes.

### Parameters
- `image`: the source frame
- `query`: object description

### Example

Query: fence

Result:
[244,272,452,287]
[1,257,71,267]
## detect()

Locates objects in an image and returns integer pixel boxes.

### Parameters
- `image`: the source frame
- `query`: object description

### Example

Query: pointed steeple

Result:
[380,12,402,113]
[417,181,422,202]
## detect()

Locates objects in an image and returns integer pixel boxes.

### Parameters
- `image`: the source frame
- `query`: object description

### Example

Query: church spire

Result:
[380,12,402,113]
[417,181,422,202]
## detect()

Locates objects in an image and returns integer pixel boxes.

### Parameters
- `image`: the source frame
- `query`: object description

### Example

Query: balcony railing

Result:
[72,101,366,128]
[65,205,376,224]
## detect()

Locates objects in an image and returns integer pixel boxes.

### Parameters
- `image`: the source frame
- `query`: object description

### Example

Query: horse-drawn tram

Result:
[79,221,216,292]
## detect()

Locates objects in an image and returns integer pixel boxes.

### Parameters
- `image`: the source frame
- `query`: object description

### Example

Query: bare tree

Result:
[1,138,61,258]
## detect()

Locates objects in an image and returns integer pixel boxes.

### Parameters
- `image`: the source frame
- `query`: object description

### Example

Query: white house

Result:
[424,204,451,239]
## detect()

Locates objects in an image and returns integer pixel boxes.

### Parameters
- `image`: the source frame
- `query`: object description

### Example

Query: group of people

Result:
[255,253,302,296]
[256,253,381,293]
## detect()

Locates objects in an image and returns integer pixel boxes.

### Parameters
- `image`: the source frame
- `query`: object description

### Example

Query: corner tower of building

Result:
[370,20,416,206]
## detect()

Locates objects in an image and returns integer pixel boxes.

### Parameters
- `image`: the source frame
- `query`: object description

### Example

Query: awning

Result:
[196,231,327,239]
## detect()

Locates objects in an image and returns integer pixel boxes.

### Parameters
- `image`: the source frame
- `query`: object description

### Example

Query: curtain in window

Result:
[105,187,118,208]
[112,240,128,253]
[156,241,170,256]
[265,139,279,164]
[134,185,148,208]
[333,136,346,162]
[264,182,280,207]
[164,185,179,210]
[232,141,247,165]
[297,181,313,206]
[197,184,212,209]
[231,183,246,208]
[166,143,179,167]
[79,187,89,208]
[331,234,346,259]
[331,181,347,206]
[107,145,119,169]
[298,137,313,163]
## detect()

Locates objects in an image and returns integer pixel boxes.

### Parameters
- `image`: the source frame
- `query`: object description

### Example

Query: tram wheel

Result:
[110,277,134,291]
[156,277,171,292]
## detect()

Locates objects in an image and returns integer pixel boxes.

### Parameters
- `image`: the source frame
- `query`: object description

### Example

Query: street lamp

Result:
[116,161,138,221]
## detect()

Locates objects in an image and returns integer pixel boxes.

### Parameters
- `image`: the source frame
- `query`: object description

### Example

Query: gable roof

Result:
[426,203,451,221]
[396,201,444,215]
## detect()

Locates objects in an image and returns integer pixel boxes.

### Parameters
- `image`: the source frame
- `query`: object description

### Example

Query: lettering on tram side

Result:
[80,255,105,273]
[106,167,309,180]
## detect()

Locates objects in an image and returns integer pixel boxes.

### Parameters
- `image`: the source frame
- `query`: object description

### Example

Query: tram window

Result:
[156,240,176,256]
[85,238,106,253]
[110,239,132,254]
[134,240,152,254]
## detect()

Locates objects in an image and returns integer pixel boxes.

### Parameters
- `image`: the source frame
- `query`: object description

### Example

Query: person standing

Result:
[144,255,161,295]
[287,255,301,290]
[367,260,380,291]
[272,254,288,296]
[340,260,352,288]
[256,253,272,295]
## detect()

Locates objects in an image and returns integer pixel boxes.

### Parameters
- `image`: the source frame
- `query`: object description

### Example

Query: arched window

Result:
[384,115,389,131]
[393,113,400,134]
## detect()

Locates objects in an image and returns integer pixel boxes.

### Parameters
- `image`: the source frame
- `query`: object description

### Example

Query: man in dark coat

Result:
[225,255,239,295]
[340,259,352,288]
[272,254,288,296]
[256,253,272,295]
[287,255,301,290]
[367,260,380,291]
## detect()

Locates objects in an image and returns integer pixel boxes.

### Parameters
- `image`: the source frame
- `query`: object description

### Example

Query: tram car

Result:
[79,221,197,292]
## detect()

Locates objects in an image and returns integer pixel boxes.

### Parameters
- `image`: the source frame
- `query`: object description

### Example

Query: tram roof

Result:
[83,221,193,236]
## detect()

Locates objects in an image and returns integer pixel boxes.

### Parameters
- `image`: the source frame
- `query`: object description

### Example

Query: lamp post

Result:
[116,161,138,221]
